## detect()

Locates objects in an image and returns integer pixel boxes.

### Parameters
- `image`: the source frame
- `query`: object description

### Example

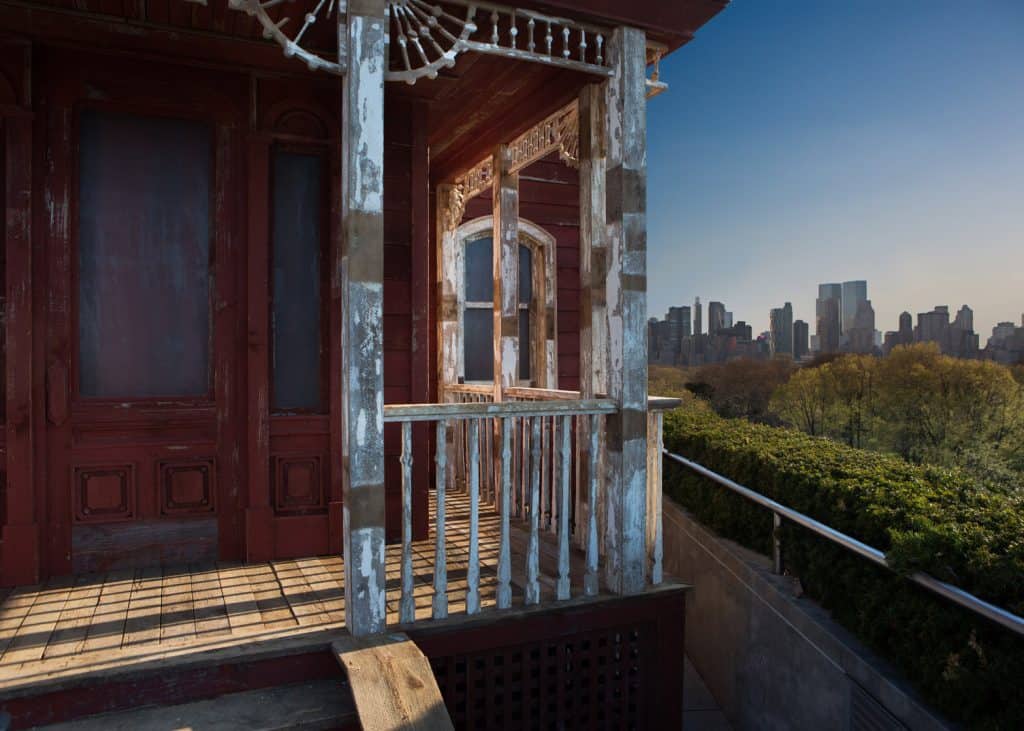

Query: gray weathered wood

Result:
[467,418,481,614]
[498,417,513,608]
[556,414,572,600]
[493,144,520,402]
[383,398,615,422]
[647,410,664,585]
[526,416,542,605]
[602,26,649,595]
[332,633,454,731]
[433,419,448,619]
[584,413,601,596]
[577,81,607,558]
[400,420,415,623]
[341,0,388,636]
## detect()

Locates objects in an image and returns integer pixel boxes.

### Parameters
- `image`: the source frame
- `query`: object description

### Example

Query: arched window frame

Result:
[450,216,558,388]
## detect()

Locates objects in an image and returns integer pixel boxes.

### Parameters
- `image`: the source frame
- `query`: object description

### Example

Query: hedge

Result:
[662,406,1024,729]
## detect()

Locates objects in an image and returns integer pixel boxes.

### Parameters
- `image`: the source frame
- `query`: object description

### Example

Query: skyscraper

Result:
[769,302,794,356]
[816,283,842,354]
[841,280,867,336]
[724,311,734,329]
[848,299,876,353]
[693,297,703,336]
[708,301,726,335]
[793,320,809,360]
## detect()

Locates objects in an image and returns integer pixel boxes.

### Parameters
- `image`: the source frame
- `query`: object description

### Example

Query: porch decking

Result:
[0,490,573,697]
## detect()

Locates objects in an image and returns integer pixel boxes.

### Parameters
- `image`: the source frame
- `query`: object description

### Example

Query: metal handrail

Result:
[663,449,1024,638]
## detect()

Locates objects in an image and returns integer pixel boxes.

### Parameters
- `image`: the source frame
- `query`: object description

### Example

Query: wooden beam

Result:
[602,27,649,595]
[332,634,454,730]
[492,145,519,401]
[341,0,387,636]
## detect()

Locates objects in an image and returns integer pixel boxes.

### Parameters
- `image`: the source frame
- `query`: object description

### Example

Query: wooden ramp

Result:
[332,633,453,731]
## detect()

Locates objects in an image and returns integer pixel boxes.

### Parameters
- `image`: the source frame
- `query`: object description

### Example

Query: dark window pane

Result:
[271,151,325,412]
[465,309,493,382]
[465,236,493,303]
[518,244,532,304]
[78,110,211,398]
[519,309,531,381]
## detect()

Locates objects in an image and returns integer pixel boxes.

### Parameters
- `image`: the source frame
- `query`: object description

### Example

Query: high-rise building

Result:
[693,297,703,336]
[841,280,868,336]
[769,302,794,357]
[954,305,973,332]
[724,311,734,329]
[708,301,726,335]
[793,320,809,360]
[816,283,842,354]
[917,306,950,351]
[848,299,876,353]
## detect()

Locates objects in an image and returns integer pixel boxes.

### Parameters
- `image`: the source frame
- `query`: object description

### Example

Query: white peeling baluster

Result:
[432,419,448,619]
[400,421,415,623]
[527,17,535,52]
[595,34,604,65]
[526,416,541,605]
[561,26,570,58]
[509,13,518,49]
[497,417,513,609]
[557,415,572,600]
[578,29,587,63]
[490,10,499,45]
[545,21,553,56]
[467,418,481,614]
[584,413,600,596]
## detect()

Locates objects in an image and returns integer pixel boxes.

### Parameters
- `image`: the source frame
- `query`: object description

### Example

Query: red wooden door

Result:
[40,51,246,576]
[243,80,345,561]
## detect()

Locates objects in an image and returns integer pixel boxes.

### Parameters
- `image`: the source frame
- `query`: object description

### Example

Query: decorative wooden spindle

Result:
[432,419,448,619]
[527,17,536,52]
[579,30,587,62]
[584,413,600,596]
[467,418,481,614]
[526,416,542,605]
[400,421,415,623]
[491,10,499,44]
[545,21,553,55]
[556,414,572,600]
[561,26,570,58]
[497,417,513,608]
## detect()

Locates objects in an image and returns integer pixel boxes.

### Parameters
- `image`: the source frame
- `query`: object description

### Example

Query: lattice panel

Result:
[429,623,650,730]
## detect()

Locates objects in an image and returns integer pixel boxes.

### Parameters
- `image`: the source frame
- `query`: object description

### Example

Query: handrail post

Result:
[772,512,783,575]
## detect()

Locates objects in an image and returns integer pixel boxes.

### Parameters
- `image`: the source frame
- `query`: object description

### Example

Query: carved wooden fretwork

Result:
[645,42,668,99]
[228,0,613,82]
[443,102,579,230]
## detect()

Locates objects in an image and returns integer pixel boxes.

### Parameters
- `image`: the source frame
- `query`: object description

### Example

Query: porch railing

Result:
[384,396,616,624]
[383,387,679,626]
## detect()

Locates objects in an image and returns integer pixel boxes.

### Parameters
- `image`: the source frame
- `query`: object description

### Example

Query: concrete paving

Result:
[684,657,732,730]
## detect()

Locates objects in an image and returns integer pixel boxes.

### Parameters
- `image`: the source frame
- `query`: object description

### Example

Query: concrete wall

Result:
[664,499,951,731]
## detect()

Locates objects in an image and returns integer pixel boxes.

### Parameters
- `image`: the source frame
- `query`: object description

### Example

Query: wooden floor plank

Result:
[248,562,299,630]
[191,563,232,638]
[1,577,76,665]
[0,587,44,659]
[159,566,196,644]
[42,574,106,660]
[272,559,328,626]
[217,563,264,635]
[122,566,163,648]
[81,569,135,654]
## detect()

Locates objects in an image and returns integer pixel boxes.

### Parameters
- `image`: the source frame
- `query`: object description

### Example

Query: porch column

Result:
[341,0,387,636]
[602,26,649,594]
[577,83,607,576]
[492,145,519,400]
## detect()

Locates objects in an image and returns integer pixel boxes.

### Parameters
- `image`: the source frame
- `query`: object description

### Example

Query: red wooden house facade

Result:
[0,0,725,726]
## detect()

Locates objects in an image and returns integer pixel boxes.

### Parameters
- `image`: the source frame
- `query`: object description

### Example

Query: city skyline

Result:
[646,1,1024,340]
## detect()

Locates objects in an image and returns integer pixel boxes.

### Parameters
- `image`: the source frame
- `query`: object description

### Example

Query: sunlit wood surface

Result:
[0,490,596,692]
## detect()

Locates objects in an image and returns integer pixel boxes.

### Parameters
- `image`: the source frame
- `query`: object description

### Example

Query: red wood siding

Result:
[463,154,582,391]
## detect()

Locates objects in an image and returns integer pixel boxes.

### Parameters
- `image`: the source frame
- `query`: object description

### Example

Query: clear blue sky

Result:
[647,0,1024,339]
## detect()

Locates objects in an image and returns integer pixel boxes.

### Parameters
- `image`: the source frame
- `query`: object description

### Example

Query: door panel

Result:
[42,51,245,576]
